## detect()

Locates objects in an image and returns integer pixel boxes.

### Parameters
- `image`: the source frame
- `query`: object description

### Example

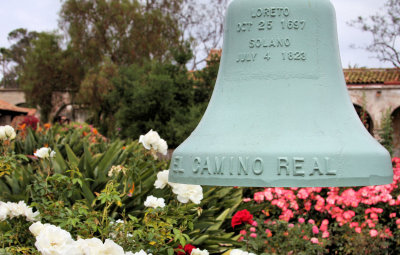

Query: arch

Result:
[391,107,400,157]
[353,104,374,135]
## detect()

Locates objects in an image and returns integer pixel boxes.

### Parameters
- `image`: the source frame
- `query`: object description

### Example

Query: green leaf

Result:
[52,146,68,173]
[65,144,79,166]
[208,209,230,231]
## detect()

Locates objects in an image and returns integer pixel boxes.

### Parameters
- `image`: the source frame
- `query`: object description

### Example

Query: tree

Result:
[77,57,119,133]
[0,29,40,88]
[59,0,182,68]
[350,0,400,67]
[108,46,195,146]
[20,33,83,122]
[60,0,229,70]
[193,52,220,104]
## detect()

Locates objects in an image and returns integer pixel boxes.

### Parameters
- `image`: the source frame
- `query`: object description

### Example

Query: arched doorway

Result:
[353,104,374,135]
[391,107,400,157]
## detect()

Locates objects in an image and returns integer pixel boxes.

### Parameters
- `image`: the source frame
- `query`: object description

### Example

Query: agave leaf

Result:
[92,141,123,187]
[52,146,68,173]
[65,144,79,167]
[208,209,230,231]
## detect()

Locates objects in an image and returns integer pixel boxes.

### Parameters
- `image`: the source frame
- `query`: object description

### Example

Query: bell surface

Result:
[168,0,393,187]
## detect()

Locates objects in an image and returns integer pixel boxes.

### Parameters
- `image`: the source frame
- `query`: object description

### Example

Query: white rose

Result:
[4,125,16,140]
[102,239,125,255]
[144,196,165,209]
[0,202,9,221]
[191,248,209,255]
[76,238,104,255]
[0,126,6,140]
[155,139,168,155]
[34,147,56,159]
[7,201,27,219]
[35,224,76,255]
[25,206,40,222]
[34,147,50,158]
[139,130,161,150]
[29,222,49,237]
[154,170,169,189]
[172,184,203,204]
[230,249,256,255]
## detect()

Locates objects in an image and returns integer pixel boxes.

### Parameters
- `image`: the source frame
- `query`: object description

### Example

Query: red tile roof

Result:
[0,99,36,115]
[344,68,400,85]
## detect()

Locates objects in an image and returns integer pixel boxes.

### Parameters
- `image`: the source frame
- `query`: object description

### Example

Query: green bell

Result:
[168,0,393,187]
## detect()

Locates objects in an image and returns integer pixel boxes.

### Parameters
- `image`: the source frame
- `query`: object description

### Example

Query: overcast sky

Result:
[0,0,393,69]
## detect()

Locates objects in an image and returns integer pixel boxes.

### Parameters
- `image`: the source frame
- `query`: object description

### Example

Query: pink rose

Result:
[370,229,378,237]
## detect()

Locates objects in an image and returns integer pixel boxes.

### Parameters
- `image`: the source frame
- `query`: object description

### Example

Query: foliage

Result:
[0,124,242,254]
[379,108,394,156]
[349,0,400,67]
[232,162,400,254]
[0,29,39,89]
[110,54,195,147]
[19,116,40,131]
[0,217,39,254]
[19,32,82,122]
[108,48,221,147]
[77,57,119,132]
[193,53,220,105]
[59,0,181,67]
[239,219,327,255]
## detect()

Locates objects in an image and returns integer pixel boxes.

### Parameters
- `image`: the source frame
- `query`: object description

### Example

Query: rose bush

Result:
[231,159,400,254]
[0,124,242,254]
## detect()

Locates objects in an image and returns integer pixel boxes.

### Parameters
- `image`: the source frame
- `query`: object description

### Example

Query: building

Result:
[0,99,36,125]
[345,68,400,156]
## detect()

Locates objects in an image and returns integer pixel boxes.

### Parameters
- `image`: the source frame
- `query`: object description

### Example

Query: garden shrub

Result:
[231,160,400,254]
[0,124,242,254]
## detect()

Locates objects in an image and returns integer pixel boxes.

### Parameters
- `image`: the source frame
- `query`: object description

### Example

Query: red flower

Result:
[184,244,196,254]
[232,209,254,228]
[176,244,196,255]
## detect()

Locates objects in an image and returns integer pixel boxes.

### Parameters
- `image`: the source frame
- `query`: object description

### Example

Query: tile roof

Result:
[0,99,36,115]
[344,68,400,85]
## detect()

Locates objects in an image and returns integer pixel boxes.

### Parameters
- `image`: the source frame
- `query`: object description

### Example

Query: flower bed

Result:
[233,159,400,254]
[0,123,399,254]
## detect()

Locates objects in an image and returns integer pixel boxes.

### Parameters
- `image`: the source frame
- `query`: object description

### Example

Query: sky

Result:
[0,0,393,69]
